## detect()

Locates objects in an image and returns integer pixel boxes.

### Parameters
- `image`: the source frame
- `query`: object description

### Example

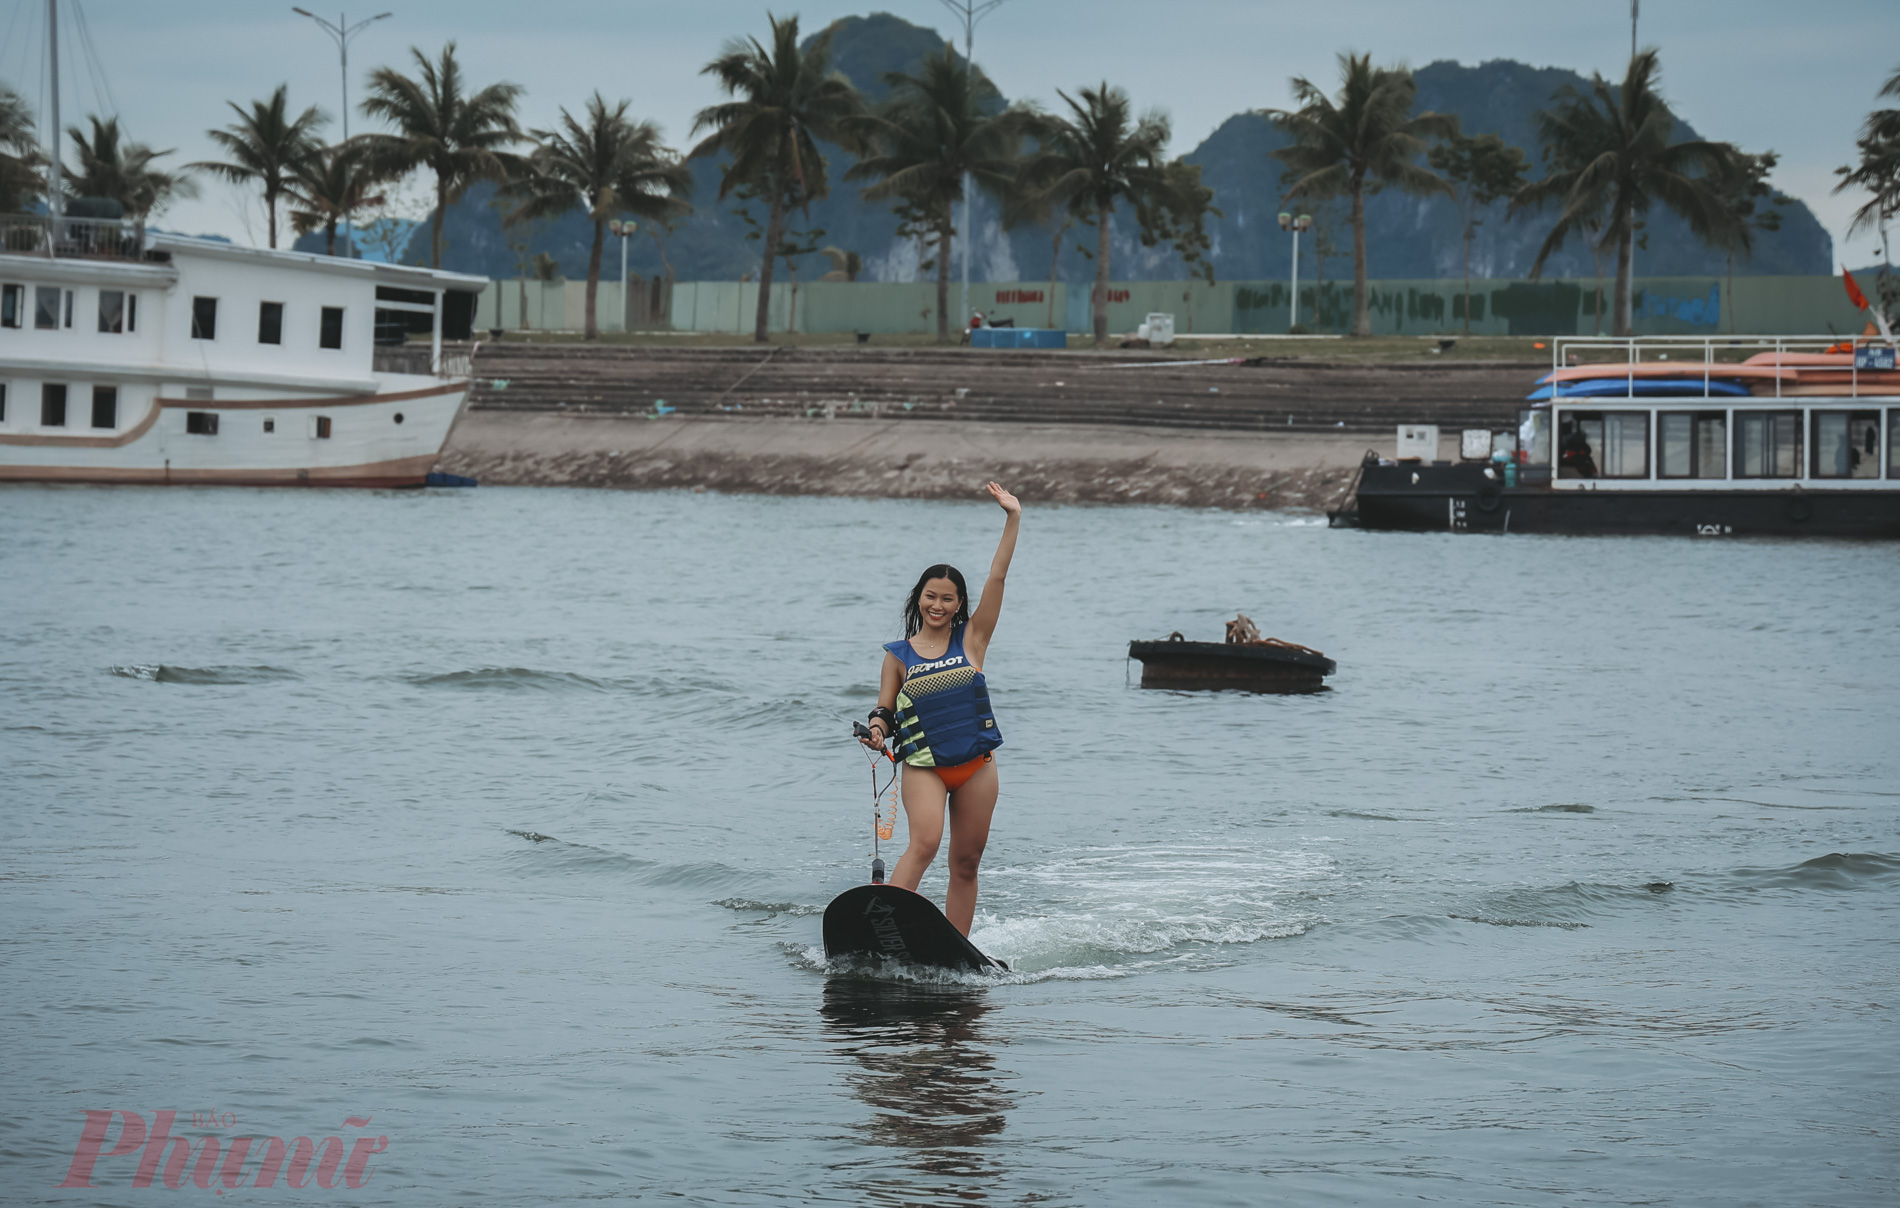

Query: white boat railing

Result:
[0,212,144,260]
[1550,333,1899,401]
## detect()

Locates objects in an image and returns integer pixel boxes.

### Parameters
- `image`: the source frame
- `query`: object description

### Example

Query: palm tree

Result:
[1015,83,1184,347]
[505,94,692,340]
[1834,65,1900,269]
[357,41,524,268]
[690,14,862,343]
[288,142,385,256]
[186,85,327,249]
[66,116,196,231]
[1267,53,1457,338]
[1,85,43,212]
[1511,49,1742,337]
[846,47,1031,342]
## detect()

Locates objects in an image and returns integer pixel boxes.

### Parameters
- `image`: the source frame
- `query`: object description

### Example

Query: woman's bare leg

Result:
[890,765,948,891]
[943,760,999,935]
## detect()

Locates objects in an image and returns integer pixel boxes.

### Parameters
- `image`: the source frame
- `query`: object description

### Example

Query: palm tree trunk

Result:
[584,217,605,341]
[1047,220,1063,330]
[266,187,279,250]
[1725,253,1734,335]
[519,274,530,330]
[754,189,785,344]
[1092,206,1111,348]
[324,219,337,257]
[936,206,952,344]
[1462,218,1472,336]
[1612,221,1633,338]
[432,174,448,269]
[1350,182,1370,338]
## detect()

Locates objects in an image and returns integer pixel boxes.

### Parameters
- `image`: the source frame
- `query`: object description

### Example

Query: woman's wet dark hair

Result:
[903,564,970,636]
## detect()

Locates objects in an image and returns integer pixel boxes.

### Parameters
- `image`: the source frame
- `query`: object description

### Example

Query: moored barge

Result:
[1340,335,1900,538]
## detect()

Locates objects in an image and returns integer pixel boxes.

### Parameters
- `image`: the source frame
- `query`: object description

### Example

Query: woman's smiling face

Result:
[917,578,961,632]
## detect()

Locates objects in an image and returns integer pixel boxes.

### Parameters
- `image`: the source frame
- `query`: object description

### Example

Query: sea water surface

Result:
[2,485,1896,1206]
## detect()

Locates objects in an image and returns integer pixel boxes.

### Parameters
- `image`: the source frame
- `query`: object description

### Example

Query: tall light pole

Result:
[46,0,62,228]
[611,219,636,331]
[1278,212,1311,332]
[936,0,1009,334]
[292,8,392,253]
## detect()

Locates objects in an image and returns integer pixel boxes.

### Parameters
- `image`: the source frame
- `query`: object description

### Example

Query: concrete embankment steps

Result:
[463,343,1535,436]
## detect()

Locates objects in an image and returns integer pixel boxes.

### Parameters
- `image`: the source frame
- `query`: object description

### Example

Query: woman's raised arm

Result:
[965,482,1020,668]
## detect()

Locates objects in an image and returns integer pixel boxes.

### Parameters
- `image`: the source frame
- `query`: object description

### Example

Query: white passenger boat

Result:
[0,217,486,487]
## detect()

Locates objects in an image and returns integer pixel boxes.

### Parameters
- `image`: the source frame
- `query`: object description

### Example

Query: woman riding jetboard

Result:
[859,482,1021,937]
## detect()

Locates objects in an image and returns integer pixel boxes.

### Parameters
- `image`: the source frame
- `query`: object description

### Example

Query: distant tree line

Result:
[3,22,1894,342]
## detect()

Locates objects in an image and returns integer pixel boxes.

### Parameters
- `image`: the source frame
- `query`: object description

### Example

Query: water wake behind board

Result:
[823,884,1008,973]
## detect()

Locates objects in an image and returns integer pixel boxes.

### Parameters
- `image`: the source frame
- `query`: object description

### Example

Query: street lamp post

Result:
[936,0,1010,335]
[1277,212,1312,331]
[610,220,637,331]
[292,8,392,253]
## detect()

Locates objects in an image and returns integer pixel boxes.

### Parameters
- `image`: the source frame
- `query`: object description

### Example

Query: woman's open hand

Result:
[986,481,1021,515]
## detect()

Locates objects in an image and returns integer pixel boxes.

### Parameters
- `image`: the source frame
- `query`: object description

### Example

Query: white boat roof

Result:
[148,233,489,292]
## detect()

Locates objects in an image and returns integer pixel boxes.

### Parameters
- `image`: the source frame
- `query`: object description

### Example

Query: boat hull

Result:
[1351,463,1900,538]
[0,377,467,489]
[1128,639,1336,693]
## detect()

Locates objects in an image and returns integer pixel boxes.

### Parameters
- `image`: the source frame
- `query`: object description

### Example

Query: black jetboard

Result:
[823,884,1007,973]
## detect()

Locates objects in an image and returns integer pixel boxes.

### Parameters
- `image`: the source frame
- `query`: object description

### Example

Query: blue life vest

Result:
[884,624,1002,768]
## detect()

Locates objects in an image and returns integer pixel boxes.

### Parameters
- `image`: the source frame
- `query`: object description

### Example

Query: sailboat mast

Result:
[46,0,62,223]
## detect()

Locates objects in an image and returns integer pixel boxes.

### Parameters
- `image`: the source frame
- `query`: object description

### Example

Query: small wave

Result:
[781,942,1156,986]
[972,910,1313,970]
[1327,809,1403,822]
[1732,852,1900,891]
[715,897,823,917]
[408,667,611,692]
[108,664,299,685]
[1508,803,1597,814]
[497,830,750,890]
[1451,914,1589,930]
[1455,879,1672,928]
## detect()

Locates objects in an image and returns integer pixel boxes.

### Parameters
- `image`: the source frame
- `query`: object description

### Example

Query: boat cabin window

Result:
[185,411,219,435]
[1517,409,1551,466]
[1734,411,1802,478]
[90,386,117,430]
[1811,410,1879,479]
[0,382,7,420]
[1889,410,1900,480]
[1559,411,1648,479]
[35,286,60,330]
[191,296,218,340]
[97,290,126,334]
[41,383,67,427]
[258,301,284,345]
[2,283,22,327]
[319,306,344,350]
[313,415,333,439]
[1659,412,1727,479]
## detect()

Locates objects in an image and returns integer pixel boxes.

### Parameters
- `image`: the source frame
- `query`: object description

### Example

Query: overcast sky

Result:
[6,0,1891,267]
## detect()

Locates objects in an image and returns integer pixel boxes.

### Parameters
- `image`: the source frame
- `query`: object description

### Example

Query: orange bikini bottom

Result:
[926,752,994,792]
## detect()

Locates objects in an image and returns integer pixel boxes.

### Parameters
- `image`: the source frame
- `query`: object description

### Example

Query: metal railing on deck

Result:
[0,213,145,260]
[1550,333,1898,401]
[371,343,476,378]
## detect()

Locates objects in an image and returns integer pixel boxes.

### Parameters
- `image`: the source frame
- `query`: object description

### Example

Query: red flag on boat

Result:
[1843,266,1869,310]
